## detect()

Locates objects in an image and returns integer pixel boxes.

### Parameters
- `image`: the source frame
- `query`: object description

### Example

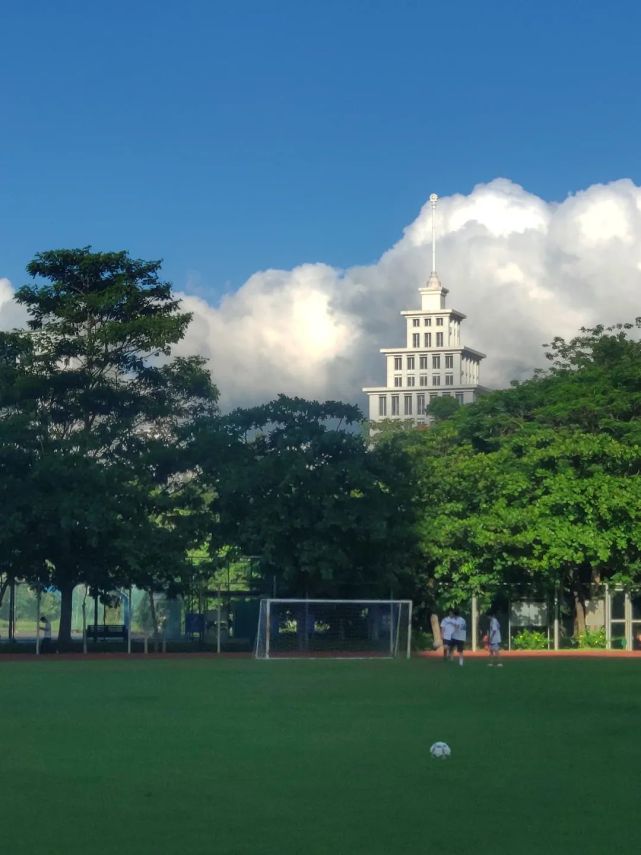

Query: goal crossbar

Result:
[264,599,413,604]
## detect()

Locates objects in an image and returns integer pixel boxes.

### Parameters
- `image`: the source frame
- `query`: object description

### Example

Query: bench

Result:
[86,624,128,640]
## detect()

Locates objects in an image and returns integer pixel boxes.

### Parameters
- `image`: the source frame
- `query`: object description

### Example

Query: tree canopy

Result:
[0,248,219,643]
[379,320,641,629]
[196,395,419,598]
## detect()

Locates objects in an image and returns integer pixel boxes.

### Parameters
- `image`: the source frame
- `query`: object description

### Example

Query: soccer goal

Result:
[254,599,413,659]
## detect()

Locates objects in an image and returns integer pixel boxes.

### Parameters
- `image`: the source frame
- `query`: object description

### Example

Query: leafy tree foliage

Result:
[386,321,641,630]
[425,394,460,422]
[0,249,219,644]
[197,395,419,598]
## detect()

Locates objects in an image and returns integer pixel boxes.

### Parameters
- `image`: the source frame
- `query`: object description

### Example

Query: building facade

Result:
[362,194,486,424]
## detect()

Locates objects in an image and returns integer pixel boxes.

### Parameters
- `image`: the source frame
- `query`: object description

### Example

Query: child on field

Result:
[440,609,455,661]
[487,610,502,667]
[451,608,466,666]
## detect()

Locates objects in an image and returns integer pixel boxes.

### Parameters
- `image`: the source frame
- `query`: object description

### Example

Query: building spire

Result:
[430,193,438,274]
[425,193,443,291]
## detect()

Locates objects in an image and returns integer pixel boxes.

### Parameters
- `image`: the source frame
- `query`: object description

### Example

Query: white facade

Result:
[363,199,486,424]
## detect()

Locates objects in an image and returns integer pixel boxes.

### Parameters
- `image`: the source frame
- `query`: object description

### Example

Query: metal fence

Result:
[462,587,641,651]
[0,581,266,652]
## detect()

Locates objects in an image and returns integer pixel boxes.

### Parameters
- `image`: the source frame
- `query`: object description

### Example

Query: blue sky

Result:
[2,0,641,301]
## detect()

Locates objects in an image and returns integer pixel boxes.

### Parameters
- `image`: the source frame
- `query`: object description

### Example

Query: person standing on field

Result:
[451,608,466,666]
[440,609,455,661]
[40,615,52,653]
[487,611,502,667]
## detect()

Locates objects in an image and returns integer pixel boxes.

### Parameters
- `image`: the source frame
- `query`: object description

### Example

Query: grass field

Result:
[1,658,639,855]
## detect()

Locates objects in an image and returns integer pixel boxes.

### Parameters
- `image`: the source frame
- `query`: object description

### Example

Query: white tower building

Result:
[362,194,486,423]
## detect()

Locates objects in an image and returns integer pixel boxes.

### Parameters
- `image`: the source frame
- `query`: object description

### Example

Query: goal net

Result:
[254,599,412,659]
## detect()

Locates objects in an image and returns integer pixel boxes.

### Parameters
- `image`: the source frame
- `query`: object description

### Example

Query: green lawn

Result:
[1,657,639,855]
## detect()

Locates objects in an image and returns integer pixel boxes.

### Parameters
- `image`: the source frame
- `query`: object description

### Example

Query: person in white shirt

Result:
[451,608,466,666]
[40,615,52,653]
[440,609,455,661]
[487,610,502,667]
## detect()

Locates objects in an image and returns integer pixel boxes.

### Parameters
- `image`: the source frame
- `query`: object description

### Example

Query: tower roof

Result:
[425,271,445,291]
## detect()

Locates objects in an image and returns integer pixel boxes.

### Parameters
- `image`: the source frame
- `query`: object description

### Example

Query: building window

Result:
[445,354,453,369]
[445,374,453,386]
[424,318,432,327]
[407,356,415,370]
[412,318,420,327]
[391,395,399,416]
[378,396,387,416]
[455,392,464,404]
[424,333,431,347]
[436,332,443,347]
[394,376,402,387]
[394,356,402,370]
[432,355,440,369]
[407,376,416,387]
[429,392,438,401]
[404,394,412,415]
[419,355,428,369]
[412,334,420,347]
[432,375,441,386]
[417,393,425,414]
[442,391,451,397]
[436,317,444,326]
[419,374,428,386]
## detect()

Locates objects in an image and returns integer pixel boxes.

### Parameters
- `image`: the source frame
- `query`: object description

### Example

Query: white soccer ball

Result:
[430,741,451,759]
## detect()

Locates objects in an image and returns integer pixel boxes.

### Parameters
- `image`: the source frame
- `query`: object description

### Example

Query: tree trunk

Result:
[82,588,88,655]
[8,580,16,641]
[430,613,442,648]
[148,591,160,652]
[58,583,75,650]
[0,575,9,607]
[574,594,587,638]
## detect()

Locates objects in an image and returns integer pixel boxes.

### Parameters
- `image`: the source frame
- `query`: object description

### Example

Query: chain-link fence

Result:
[0,582,267,652]
[429,586,641,652]
[3,581,641,653]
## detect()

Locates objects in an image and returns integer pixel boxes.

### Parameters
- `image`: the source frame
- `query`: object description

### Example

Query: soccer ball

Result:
[430,741,451,759]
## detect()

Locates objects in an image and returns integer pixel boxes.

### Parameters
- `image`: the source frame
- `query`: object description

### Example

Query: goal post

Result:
[254,599,413,659]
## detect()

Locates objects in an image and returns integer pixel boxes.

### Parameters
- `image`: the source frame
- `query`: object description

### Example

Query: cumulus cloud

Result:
[176,178,641,408]
[2,179,641,410]
[0,278,28,329]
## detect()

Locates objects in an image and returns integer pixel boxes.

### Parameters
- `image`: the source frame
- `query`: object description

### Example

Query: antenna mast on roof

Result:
[430,193,438,274]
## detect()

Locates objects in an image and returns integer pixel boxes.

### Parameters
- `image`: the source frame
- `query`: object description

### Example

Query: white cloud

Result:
[2,179,641,410]
[0,278,28,329]
[176,178,641,408]
[179,264,353,405]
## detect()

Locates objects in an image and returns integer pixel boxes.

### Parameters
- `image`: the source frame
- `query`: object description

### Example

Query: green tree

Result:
[397,320,641,631]
[198,395,419,598]
[0,248,219,645]
[425,394,460,422]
